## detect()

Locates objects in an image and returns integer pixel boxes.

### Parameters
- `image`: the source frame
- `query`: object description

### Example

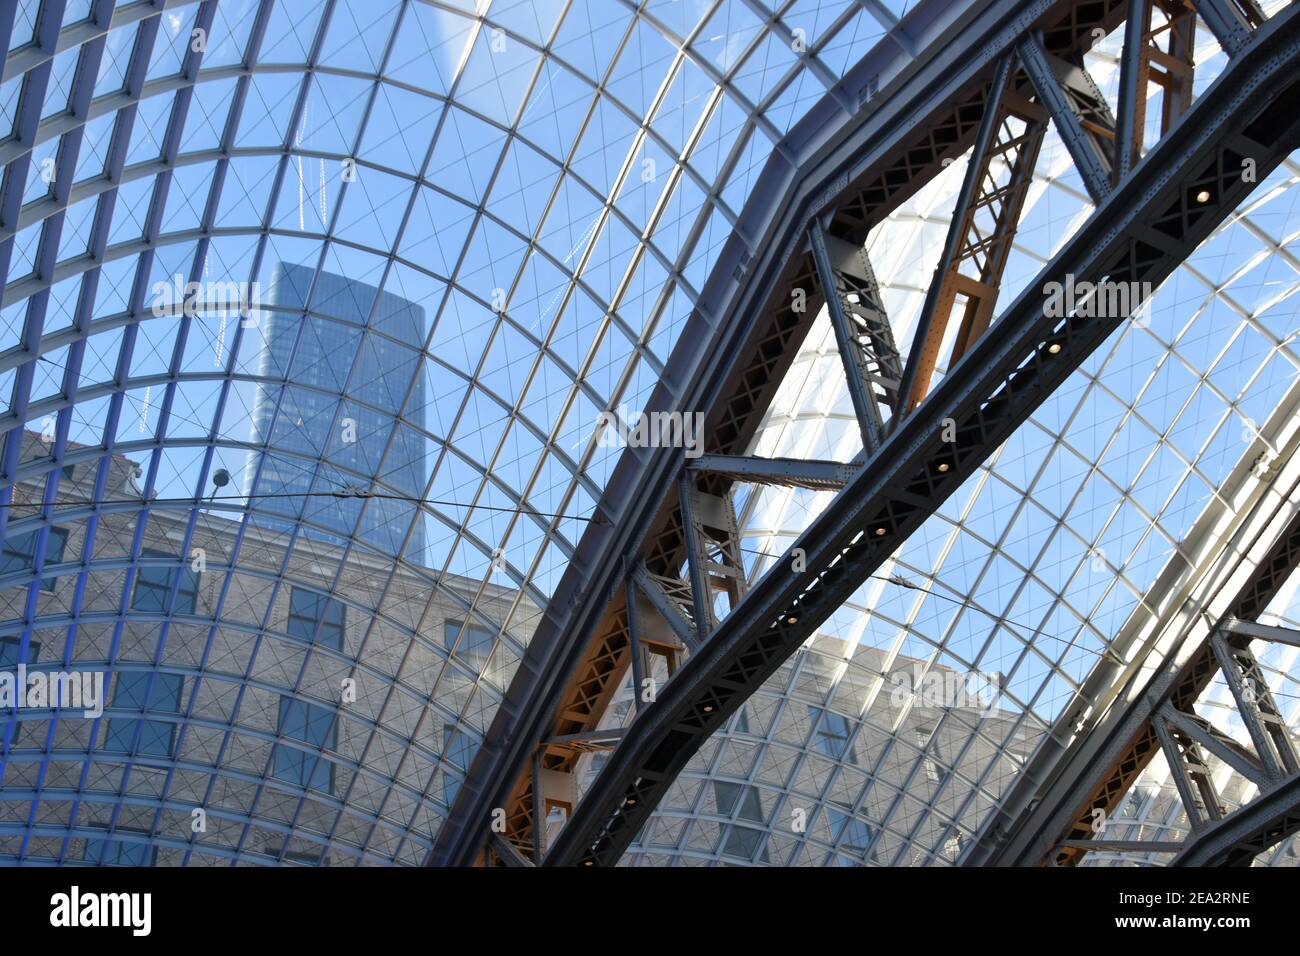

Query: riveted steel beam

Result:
[545,7,1300,867]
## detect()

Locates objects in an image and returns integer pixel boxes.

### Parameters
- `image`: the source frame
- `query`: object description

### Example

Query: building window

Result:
[103,671,183,757]
[1,637,40,745]
[287,587,345,651]
[131,550,200,613]
[810,707,856,763]
[732,705,751,735]
[444,619,495,671]
[916,728,942,782]
[0,636,40,669]
[722,825,769,863]
[272,697,336,794]
[714,781,764,823]
[264,841,330,866]
[832,806,873,858]
[82,830,155,866]
[1,527,69,591]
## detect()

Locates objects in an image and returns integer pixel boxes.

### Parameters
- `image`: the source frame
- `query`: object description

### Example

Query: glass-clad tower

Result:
[245,263,427,561]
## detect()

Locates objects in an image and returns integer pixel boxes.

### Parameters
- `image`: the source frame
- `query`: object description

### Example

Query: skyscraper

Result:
[245,262,427,562]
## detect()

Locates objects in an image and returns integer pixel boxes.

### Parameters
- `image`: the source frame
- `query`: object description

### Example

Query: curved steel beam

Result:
[430,0,1125,867]
[545,6,1300,867]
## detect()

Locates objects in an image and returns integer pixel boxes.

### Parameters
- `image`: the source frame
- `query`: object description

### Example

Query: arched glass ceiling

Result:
[1080,577,1300,868]
[624,4,1300,867]
[0,0,914,866]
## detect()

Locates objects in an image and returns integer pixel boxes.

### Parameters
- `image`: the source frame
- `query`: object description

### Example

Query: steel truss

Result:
[993,514,1300,866]
[967,355,1300,866]
[435,0,1300,867]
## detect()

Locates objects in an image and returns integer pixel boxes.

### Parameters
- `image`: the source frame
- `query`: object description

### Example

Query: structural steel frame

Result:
[990,514,1300,865]
[980,420,1300,866]
[431,0,998,866]
[437,0,1300,867]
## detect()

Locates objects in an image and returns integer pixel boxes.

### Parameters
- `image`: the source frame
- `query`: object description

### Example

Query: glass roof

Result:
[1079,576,1300,867]
[0,0,918,865]
[2,0,1298,870]
[623,5,1300,866]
